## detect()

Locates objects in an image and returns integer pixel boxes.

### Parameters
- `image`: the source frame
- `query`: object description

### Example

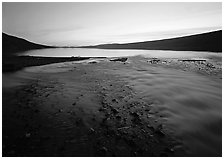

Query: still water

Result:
[20,48,221,59]
[18,48,222,156]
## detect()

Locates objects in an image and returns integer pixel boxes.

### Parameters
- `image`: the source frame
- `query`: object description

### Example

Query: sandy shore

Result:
[2,56,222,156]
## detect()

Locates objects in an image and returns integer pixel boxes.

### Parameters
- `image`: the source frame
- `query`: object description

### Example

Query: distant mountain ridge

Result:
[81,30,222,52]
[2,33,54,56]
[3,30,222,55]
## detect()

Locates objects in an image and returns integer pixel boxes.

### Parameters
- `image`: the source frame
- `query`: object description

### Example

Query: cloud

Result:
[32,25,85,37]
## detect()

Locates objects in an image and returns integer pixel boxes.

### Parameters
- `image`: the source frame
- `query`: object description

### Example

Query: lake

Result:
[19,48,221,60]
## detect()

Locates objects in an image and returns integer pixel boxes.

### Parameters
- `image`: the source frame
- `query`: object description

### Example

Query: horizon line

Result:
[3,29,222,48]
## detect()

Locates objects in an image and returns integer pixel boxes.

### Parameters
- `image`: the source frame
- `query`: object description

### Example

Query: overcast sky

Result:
[2,2,222,46]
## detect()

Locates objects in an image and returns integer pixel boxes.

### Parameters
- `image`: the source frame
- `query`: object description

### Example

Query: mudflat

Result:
[2,56,222,157]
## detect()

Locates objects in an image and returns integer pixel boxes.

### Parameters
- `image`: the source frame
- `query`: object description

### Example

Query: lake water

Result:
[19,48,221,60]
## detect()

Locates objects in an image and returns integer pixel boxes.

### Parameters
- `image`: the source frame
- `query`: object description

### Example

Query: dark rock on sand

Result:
[111,108,119,114]
[110,57,128,62]
[147,58,161,64]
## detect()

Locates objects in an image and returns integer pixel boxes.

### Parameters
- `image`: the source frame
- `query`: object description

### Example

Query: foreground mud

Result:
[3,56,221,156]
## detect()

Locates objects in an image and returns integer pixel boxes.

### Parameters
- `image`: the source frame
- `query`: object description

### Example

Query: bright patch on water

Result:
[19,48,221,59]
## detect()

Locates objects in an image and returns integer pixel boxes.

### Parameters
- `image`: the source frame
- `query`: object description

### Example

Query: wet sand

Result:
[2,56,222,157]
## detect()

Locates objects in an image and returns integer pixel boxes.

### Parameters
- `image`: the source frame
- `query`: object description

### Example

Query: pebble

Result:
[90,128,95,133]
[111,108,119,114]
[116,115,122,120]
[99,107,105,112]
[112,99,118,103]
[145,108,150,112]
[58,109,63,113]
[165,147,174,153]
[141,129,146,133]
[25,133,31,138]
[99,146,108,153]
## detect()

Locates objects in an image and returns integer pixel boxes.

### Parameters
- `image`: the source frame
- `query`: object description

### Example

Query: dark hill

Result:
[82,30,222,52]
[2,33,53,56]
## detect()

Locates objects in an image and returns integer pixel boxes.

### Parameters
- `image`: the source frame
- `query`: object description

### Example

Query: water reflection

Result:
[20,48,221,59]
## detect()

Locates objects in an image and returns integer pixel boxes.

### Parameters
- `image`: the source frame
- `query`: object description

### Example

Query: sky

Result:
[2,2,222,46]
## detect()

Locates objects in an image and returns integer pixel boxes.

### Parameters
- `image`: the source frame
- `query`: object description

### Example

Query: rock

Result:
[147,58,160,64]
[145,108,150,112]
[149,134,154,137]
[110,57,128,62]
[72,102,76,106]
[25,132,31,138]
[116,115,122,120]
[112,99,118,103]
[206,63,215,68]
[58,109,63,112]
[111,108,119,114]
[90,128,95,133]
[130,112,139,117]
[88,61,97,64]
[99,107,106,112]
[141,129,146,133]
[181,59,206,62]
[165,147,174,153]
[101,100,108,107]
[131,115,142,125]
[133,151,137,156]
